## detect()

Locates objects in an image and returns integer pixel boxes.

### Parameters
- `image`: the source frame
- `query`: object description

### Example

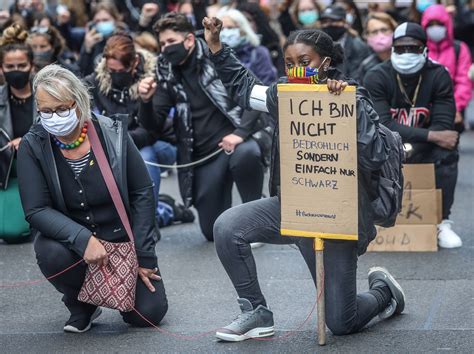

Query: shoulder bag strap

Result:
[87,121,135,243]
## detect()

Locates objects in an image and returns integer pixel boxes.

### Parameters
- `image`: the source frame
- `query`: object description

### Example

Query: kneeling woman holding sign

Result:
[17,65,167,333]
[202,18,406,341]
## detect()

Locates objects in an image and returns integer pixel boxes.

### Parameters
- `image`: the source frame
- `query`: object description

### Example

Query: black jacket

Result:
[209,45,390,255]
[363,59,456,143]
[84,50,171,149]
[139,38,261,207]
[359,53,383,83]
[340,34,372,82]
[17,114,159,268]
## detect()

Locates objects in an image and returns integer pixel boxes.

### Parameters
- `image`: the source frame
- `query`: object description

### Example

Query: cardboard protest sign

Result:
[278,84,358,240]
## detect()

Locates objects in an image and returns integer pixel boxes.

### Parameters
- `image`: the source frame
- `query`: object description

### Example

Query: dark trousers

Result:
[34,235,168,327]
[407,144,458,219]
[193,139,264,241]
[214,197,390,335]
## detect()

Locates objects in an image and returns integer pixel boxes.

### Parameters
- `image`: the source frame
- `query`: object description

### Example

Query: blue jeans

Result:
[140,141,177,200]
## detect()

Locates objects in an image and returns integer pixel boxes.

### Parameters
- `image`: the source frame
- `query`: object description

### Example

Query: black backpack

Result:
[371,124,405,228]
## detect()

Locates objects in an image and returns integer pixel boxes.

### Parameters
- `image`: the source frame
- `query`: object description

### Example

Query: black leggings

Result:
[214,197,391,335]
[34,235,168,327]
[193,139,264,241]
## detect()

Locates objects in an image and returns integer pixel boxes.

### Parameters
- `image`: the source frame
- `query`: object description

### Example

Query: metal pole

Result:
[314,237,326,346]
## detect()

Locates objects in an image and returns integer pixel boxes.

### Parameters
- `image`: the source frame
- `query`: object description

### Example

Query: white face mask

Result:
[220,28,243,48]
[40,108,79,137]
[426,25,447,43]
[391,48,427,75]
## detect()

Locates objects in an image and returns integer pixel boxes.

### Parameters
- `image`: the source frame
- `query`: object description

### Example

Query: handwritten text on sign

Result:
[278,84,358,240]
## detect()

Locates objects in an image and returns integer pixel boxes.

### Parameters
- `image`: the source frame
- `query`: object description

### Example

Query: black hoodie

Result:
[363,59,455,143]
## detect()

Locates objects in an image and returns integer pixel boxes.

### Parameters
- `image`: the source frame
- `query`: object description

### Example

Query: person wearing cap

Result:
[320,4,370,82]
[364,22,462,248]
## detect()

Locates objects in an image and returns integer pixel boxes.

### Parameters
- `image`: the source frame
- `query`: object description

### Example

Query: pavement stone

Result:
[1,132,473,353]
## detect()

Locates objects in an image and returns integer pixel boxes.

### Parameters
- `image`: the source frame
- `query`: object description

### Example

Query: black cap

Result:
[393,22,427,45]
[320,5,346,21]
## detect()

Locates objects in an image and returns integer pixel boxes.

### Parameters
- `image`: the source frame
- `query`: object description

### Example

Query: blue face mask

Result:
[298,10,319,26]
[416,0,435,13]
[220,28,243,48]
[96,21,115,38]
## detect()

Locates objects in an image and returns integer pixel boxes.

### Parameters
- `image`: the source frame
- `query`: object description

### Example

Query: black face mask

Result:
[34,50,54,69]
[323,26,346,41]
[162,42,190,66]
[110,71,134,88]
[4,70,31,89]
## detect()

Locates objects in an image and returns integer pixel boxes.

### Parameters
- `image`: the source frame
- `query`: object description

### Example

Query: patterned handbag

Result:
[77,121,138,312]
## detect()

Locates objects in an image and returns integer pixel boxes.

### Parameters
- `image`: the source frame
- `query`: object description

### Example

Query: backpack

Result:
[371,123,405,228]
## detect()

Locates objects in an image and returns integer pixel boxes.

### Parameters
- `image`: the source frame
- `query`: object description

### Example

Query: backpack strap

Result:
[453,40,461,77]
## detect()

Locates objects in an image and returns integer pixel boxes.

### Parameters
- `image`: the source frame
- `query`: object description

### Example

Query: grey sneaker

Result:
[368,267,405,320]
[216,298,274,342]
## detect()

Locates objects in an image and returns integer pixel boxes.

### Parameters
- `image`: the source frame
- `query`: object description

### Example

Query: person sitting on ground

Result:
[138,13,266,242]
[17,64,168,333]
[28,25,80,75]
[84,33,178,211]
[319,4,371,82]
[202,16,406,342]
[217,8,277,85]
[78,2,126,76]
[364,22,462,248]
[421,4,472,131]
[359,12,398,81]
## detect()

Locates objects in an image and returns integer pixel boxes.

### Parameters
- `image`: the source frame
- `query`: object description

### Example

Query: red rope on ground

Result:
[0,259,84,288]
[1,258,325,342]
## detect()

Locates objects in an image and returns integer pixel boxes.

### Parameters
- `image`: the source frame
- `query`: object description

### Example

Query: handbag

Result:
[77,121,138,312]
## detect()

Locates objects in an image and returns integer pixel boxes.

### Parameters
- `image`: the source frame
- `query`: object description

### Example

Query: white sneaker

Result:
[437,220,462,248]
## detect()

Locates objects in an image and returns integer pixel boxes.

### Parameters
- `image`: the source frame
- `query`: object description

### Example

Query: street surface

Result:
[1,132,473,353]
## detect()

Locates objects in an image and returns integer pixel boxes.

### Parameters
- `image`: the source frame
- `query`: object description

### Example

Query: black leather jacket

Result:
[17,114,159,268]
[210,45,390,255]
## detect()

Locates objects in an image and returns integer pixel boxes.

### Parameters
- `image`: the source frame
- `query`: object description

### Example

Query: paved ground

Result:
[1,132,473,353]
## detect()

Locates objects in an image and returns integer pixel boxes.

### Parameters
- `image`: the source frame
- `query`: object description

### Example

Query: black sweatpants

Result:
[214,197,391,336]
[34,235,168,327]
[193,139,264,241]
[407,144,458,219]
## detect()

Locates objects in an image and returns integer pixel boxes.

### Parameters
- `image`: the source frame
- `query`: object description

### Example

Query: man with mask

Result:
[138,12,265,242]
[364,22,462,248]
[319,4,370,82]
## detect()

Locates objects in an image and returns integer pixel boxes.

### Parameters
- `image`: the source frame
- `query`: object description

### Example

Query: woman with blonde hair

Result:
[359,12,398,81]
[17,64,168,333]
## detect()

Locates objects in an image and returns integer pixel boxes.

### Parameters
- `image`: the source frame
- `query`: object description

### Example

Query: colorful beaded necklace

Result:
[52,122,88,150]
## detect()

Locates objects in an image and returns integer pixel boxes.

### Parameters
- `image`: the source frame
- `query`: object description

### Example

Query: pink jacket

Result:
[422,5,472,112]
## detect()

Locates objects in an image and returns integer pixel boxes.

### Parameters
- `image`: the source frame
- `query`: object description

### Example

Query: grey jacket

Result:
[17,114,159,268]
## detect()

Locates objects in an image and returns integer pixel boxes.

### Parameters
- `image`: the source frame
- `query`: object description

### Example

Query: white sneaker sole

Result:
[64,308,102,333]
[368,267,406,314]
[216,326,275,342]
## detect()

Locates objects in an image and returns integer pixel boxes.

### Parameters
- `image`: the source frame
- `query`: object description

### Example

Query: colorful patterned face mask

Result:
[287,66,319,84]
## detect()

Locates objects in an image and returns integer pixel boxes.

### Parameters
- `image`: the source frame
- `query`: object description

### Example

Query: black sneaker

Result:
[368,267,405,319]
[64,307,102,333]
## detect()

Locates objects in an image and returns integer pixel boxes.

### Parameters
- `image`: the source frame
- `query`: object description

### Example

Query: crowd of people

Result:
[0,0,472,342]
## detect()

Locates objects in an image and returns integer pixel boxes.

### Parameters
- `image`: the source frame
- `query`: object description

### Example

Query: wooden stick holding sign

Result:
[278,84,358,346]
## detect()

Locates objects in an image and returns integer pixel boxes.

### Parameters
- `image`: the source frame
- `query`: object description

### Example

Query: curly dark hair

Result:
[284,29,344,66]
[153,12,195,35]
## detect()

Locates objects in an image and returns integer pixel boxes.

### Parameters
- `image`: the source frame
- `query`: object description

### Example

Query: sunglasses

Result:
[393,45,425,54]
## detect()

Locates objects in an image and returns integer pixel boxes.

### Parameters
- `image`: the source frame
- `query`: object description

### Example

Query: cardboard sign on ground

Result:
[403,163,436,190]
[396,189,440,225]
[368,225,438,252]
[278,84,358,240]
